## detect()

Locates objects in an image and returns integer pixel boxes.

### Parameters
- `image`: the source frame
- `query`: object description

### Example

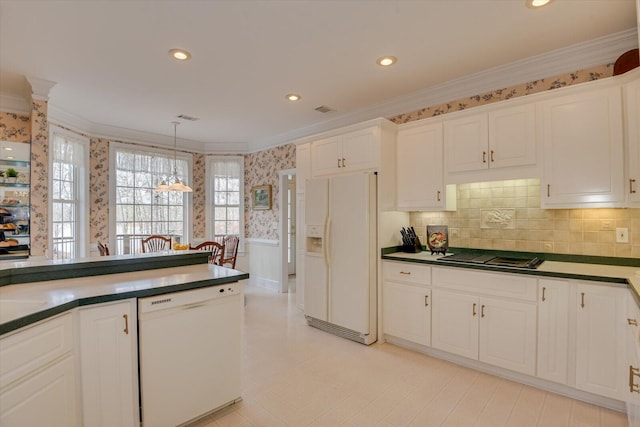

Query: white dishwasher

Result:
[138,283,242,427]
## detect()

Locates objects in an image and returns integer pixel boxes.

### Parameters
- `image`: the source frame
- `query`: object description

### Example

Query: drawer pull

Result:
[399,271,411,275]
[425,295,429,307]
[629,318,638,326]
[580,292,585,308]
[542,287,546,302]
[123,314,129,335]
[472,303,477,317]
[481,304,485,318]
[631,365,640,393]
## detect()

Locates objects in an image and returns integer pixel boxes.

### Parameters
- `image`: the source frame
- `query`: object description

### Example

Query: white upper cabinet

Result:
[539,85,625,208]
[444,103,538,183]
[397,121,455,211]
[624,76,640,205]
[311,128,378,176]
[444,112,488,173]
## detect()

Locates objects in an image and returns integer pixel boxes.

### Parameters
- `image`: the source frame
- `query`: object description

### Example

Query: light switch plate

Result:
[616,228,629,243]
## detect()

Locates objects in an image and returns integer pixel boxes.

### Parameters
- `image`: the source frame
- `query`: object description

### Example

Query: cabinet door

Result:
[537,279,570,384]
[0,356,77,427]
[444,112,488,173]
[625,78,640,205]
[341,127,379,172]
[488,104,536,169]
[478,297,537,376]
[80,300,138,427]
[432,289,478,359]
[397,122,446,210]
[575,283,626,400]
[296,143,311,194]
[540,86,624,208]
[383,282,431,346]
[311,136,342,176]
[627,292,640,406]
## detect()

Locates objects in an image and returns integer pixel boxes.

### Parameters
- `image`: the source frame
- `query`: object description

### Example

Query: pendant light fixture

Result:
[154,121,193,192]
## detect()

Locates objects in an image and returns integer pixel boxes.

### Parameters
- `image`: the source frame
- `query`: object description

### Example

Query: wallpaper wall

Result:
[29,99,48,256]
[244,143,295,241]
[388,63,613,124]
[89,136,109,244]
[0,112,30,143]
[411,180,640,258]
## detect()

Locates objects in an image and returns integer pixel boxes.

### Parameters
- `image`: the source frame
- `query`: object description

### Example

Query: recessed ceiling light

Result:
[6,156,14,159]
[376,56,397,67]
[525,0,553,8]
[3,147,13,151]
[286,93,301,101]
[169,49,192,61]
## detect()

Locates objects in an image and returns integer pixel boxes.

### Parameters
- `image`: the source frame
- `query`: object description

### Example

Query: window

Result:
[49,126,89,259]
[110,142,192,254]
[207,156,243,251]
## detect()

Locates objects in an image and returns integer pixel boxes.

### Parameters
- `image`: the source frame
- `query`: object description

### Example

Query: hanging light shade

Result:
[154,122,193,192]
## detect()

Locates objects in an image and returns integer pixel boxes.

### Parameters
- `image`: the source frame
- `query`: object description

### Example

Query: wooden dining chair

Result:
[220,235,239,269]
[97,241,110,256]
[189,241,225,265]
[141,235,171,253]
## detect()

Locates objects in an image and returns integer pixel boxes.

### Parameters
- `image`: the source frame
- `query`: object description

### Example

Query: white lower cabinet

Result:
[79,300,139,427]
[431,289,536,375]
[575,282,627,401]
[627,291,640,426]
[0,313,77,426]
[383,282,431,346]
[537,278,570,384]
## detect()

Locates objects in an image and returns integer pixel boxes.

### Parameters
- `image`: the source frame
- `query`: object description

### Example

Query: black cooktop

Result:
[438,253,543,269]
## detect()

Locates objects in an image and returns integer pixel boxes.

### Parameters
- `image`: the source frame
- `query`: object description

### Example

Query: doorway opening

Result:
[279,169,296,293]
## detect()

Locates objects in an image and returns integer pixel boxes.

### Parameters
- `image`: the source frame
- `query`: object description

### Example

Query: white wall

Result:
[245,239,280,292]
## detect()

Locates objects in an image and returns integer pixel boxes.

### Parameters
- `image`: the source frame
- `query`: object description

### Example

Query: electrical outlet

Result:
[450,228,459,237]
[543,242,554,252]
[616,227,629,243]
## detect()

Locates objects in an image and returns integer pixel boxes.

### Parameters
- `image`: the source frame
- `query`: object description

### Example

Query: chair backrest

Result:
[221,235,239,268]
[189,241,225,265]
[97,241,110,256]
[141,235,171,253]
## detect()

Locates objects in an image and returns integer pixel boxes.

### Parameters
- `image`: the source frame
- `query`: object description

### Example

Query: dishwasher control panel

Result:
[138,281,242,314]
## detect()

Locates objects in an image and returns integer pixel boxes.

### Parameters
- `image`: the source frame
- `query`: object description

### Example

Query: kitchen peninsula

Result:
[0,251,249,427]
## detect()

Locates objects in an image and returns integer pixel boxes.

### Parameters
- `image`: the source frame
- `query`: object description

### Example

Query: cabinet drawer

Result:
[383,261,431,286]
[0,312,74,388]
[432,267,537,301]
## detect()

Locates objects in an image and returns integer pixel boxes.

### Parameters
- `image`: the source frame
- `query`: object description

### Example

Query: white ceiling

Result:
[0,1,637,152]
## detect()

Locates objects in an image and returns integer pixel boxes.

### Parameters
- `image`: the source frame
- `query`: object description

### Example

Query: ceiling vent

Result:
[314,105,334,113]
[176,114,199,121]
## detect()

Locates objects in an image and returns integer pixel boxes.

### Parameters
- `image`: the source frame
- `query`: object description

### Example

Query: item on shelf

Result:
[400,226,422,253]
[0,208,9,215]
[427,225,448,255]
[1,199,20,205]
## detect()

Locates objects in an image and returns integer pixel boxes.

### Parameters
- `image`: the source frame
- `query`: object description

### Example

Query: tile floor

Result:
[190,283,627,427]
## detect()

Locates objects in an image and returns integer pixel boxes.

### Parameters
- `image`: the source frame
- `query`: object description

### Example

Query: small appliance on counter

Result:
[427,225,448,255]
[400,226,422,253]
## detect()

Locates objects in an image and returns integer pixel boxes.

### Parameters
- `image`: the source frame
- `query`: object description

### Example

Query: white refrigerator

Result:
[304,173,377,345]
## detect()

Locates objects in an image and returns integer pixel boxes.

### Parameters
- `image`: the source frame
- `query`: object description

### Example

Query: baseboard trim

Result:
[248,276,280,292]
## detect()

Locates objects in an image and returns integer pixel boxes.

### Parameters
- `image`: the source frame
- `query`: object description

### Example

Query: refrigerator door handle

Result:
[324,216,331,267]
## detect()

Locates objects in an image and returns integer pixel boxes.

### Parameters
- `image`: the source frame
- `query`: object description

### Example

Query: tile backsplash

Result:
[410,179,640,258]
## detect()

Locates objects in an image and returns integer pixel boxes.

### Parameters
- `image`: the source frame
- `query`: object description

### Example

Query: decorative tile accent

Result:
[389,64,613,125]
[481,209,515,229]
[244,144,295,241]
[0,112,30,142]
[29,99,49,256]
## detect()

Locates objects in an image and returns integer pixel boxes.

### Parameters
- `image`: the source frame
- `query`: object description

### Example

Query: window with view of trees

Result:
[208,156,243,250]
[111,143,191,254]
[49,127,89,259]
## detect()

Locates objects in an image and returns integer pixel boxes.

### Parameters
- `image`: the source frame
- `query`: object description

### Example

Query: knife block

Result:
[401,236,422,253]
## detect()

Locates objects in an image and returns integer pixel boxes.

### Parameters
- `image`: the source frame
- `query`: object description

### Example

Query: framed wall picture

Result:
[251,185,272,210]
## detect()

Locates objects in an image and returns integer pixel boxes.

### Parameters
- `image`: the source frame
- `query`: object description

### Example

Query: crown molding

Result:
[25,76,57,101]
[0,93,30,115]
[248,28,639,152]
[46,103,248,153]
